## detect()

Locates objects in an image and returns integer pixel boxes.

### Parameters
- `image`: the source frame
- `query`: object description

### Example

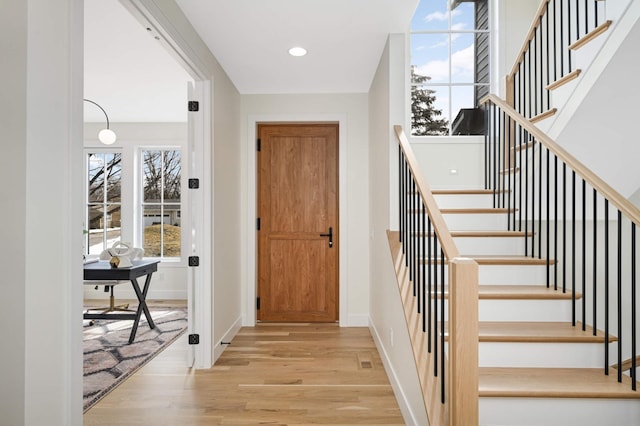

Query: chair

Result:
[84,244,144,314]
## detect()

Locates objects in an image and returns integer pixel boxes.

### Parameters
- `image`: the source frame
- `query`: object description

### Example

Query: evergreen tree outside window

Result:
[411,0,490,136]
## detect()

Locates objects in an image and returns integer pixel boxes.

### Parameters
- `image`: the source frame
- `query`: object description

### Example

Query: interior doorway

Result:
[257,123,339,322]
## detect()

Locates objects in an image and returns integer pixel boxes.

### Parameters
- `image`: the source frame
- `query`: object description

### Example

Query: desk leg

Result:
[128,273,156,344]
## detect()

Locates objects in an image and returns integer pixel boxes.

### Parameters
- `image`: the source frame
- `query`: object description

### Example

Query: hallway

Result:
[83,323,404,425]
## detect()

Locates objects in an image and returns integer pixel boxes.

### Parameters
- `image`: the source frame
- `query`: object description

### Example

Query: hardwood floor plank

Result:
[84,323,404,425]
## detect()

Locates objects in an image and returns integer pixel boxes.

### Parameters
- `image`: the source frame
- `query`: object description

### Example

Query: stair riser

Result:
[409,236,526,256]
[442,212,510,230]
[480,397,640,426]
[478,342,613,368]
[437,299,573,322]
[407,264,552,285]
[453,237,526,256]
[433,193,495,209]
[479,264,550,285]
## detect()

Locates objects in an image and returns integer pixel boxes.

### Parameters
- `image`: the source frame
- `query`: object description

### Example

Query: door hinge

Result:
[256,297,261,310]
[257,217,261,231]
[188,101,199,112]
[188,334,200,345]
[188,256,200,267]
[257,138,261,152]
[188,178,200,189]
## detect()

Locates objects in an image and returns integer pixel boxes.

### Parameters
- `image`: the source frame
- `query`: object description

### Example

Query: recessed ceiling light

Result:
[288,47,307,57]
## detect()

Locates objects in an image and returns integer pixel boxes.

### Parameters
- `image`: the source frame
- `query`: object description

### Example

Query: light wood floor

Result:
[83,321,405,425]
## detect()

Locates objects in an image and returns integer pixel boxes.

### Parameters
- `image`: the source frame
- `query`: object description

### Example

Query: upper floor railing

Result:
[507,0,609,120]
[481,94,640,389]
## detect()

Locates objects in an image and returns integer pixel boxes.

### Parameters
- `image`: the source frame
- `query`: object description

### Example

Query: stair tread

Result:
[432,189,494,195]
[440,208,514,214]
[420,230,531,238]
[477,285,580,299]
[477,321,615,343]
[467,255,555,265]
[479,367,640,399]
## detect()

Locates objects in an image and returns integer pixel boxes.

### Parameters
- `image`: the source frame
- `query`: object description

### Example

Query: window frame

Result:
[138,147,184,262]
[410,0,491,136]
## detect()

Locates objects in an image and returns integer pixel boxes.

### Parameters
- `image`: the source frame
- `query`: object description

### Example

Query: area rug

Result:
[83,307,187,412]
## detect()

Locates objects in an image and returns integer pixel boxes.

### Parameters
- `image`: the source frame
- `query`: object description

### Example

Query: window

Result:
[85,152,122,255]
[411,0,490,136]
[141,149,182,259]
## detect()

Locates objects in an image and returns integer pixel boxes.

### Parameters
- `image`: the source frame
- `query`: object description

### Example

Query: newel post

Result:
[448,258,479,426]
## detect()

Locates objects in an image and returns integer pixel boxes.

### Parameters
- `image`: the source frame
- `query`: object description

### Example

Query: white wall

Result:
[212,64,242,358]
[0,0,84,424]
[410,136,485,189]
[550,2,640,198]
[368,34,429,426]
[495,0,540,97]
[134,0,244,366]
[240,93,371,327]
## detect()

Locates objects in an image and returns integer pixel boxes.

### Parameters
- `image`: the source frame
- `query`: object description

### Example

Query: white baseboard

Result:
[213,316,242,363]
[345,314,369,327]
[369,319,420,426]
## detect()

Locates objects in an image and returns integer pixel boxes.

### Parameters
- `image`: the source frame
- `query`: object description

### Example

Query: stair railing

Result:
[506,0,608,120]
[393,125,479,425]
[481,94,640,390]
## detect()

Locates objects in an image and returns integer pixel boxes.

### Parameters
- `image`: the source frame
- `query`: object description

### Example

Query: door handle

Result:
[320,227,333,248]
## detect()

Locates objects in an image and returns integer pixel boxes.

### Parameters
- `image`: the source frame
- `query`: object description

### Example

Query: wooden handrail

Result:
[480,94,640,227]
[394,125,460,260]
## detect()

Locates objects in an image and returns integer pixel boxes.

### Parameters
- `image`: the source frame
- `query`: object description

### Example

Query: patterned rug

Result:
[83,306,187,412]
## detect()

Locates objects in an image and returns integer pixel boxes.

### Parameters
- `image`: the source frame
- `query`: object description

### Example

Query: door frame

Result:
[245,114,348,326]
[122,0,213,368]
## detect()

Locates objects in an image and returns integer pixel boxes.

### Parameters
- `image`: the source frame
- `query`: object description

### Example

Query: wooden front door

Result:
[257,123,338,322]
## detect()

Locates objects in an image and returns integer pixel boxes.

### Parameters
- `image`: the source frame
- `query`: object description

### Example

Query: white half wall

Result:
[410,135,485,189]
[368,34,429,426]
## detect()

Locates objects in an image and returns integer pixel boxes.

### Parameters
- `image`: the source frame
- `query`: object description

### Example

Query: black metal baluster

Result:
[546,2,551,110]
[604,199,609,374]
[433,234,439,376]
[617,210,622,382]
[440,247,446,404]
[398,150,404,246]
[593,189,597,335]
[560,1,565,76]
[519,127,524,232]
[553,0,558,83]
[582,179,586,331]
[538,143,543,259]
[572,170,576,326]
[554,155,558,290]
[417,198,423,313]
[524,132,530,256]
[546,148,551,287]
[421,205,426,333]
[632,222,637,390]
[427,217,432,349]
[563,162,567,293]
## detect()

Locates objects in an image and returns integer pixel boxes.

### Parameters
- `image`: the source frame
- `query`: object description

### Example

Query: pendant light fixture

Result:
[84,98,117,145]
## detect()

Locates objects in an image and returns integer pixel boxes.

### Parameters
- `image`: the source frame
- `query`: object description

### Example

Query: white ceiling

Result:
[84,0,418,122]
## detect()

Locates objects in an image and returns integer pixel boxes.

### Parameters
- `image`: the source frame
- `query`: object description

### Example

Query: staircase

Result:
[433,189,640,425]
[390,120,640,424]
